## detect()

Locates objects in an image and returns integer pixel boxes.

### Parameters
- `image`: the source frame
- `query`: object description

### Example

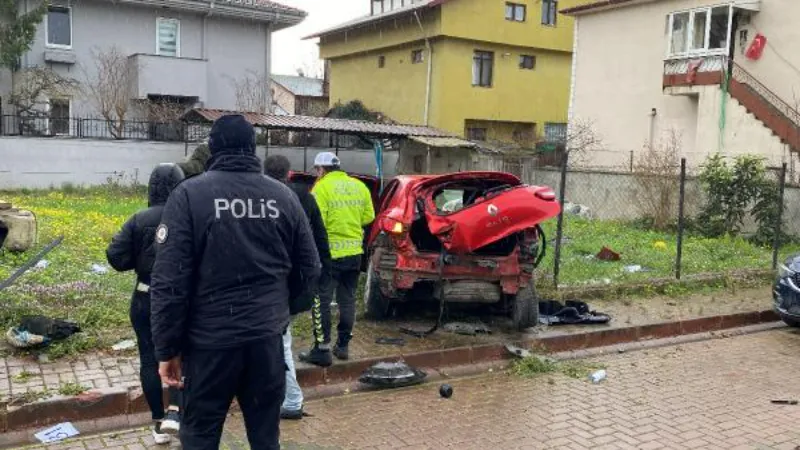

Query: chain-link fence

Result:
[495,153,796,290]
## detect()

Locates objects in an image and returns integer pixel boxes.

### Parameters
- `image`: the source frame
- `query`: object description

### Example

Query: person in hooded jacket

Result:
[264,154,330,421]
[151,115,321,450]
[106,163,185,445]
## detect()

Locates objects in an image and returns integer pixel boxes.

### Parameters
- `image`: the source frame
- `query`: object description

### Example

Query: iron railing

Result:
[0,114,189,142]
[730,62,800,128]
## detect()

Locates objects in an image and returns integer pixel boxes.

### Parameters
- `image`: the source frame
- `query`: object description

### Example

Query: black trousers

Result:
[130,291,180,421]
[317,255,361,347]
[180,336,286,450]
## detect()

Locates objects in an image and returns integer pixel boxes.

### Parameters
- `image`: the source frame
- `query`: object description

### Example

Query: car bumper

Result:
[773,277,800,319]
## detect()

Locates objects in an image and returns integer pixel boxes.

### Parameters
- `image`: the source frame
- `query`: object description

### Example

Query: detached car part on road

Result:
[774,254,800,327]
[364,171,561,331]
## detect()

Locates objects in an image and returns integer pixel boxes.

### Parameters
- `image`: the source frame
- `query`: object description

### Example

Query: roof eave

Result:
[560,0,657,16]
[302,1,435,40]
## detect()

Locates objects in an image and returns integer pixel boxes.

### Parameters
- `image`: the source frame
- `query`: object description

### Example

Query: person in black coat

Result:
[106,163,185,445]
[150,115,321,450]
[264,154,330,420]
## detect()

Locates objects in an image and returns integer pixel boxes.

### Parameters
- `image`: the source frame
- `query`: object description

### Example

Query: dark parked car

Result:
[773,253,800,327]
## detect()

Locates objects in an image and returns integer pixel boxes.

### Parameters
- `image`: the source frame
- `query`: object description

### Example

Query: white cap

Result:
[314,152,341,167]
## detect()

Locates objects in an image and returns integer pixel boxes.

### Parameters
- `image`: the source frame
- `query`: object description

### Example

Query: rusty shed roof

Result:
[183,108,455,138]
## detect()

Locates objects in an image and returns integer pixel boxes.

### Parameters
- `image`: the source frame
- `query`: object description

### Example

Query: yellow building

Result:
[306,0,582,147]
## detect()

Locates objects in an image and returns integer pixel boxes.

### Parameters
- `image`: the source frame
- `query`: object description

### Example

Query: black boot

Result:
[333,334,351,361]
[299,347,333,367]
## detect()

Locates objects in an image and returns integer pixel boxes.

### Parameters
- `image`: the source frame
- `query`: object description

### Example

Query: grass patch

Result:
[57,382,88,396]
[511,355,606,381]
[0,187,790,359]
[536,216,798,288]
[12,371,36,383]
[8,389,52,406]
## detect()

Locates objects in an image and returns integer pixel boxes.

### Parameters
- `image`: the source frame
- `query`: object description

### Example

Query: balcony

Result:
[128,54,207,102]
[663,55,726,92]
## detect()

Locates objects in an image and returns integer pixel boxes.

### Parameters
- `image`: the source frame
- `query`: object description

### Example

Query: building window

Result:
[49,99,70,135]
[411,49,424,64]
[472,51,493,87]
[46,6,71,48]
[157,18,180,57]
[542,0,557,26]
[467,127,487,141]
[505,3,526,22]
[667,5,732,58]
[519,55,536,70]
[544,123,567,143]
[378,55,386,68]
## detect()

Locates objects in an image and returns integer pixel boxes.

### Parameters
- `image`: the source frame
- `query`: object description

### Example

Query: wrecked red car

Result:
[364,171,561,330]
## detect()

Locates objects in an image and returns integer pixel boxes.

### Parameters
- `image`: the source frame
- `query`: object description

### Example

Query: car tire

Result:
[512,280,539,331]
[364,261,392,320]
[779,313,800,328]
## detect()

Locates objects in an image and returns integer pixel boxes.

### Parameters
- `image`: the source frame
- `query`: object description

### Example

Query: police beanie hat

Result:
[208,115,256,155]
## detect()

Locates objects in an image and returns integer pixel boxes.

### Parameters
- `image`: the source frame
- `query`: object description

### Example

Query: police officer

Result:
[106,163,185,445]
[264,154,330,420]
[300,152,375,366]
[176,141,210,178]
[151,115,321,450]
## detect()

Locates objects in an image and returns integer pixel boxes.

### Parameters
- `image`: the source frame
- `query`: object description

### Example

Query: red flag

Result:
[746,33,767,60]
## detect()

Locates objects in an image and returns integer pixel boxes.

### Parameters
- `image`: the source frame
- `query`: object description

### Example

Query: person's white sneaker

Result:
[152,423,172,445]
[161,409,181,435]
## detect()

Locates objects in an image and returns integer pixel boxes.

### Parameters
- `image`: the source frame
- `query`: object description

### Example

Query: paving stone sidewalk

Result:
[0,287,769,404]
[15,327,800,449]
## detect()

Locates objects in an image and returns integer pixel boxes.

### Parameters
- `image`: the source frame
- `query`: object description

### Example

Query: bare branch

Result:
[9,67,78,117]
[227,70,269,113]
[633,129,682,230]
[82,46,135,139]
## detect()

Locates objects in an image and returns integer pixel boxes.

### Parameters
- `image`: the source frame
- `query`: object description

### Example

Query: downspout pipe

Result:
[566,15,579,149]
[414,11,432,126]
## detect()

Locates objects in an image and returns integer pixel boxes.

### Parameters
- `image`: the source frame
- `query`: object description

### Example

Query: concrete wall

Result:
[570,0,798,169]
[6,0,271,117]
[0,137,398,189]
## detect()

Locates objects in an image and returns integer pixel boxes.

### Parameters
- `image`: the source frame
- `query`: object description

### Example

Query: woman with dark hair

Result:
[106,163,185,444]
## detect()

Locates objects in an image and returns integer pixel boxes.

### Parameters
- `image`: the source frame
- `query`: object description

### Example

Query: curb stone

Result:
[0,308,783,443]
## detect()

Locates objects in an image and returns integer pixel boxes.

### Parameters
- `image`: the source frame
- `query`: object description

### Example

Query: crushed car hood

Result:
[415,172,561,253]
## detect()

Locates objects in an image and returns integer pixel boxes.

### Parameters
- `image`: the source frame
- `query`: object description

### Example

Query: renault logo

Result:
[487,204,499,216]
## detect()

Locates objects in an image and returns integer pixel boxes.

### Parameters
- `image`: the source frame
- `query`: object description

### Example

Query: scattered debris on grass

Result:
[596,247,621,262]
[374,337,406,346]
[443,322,491,336]
[505,344,532,359]
[589,369,607,383]
[90,264,108,275]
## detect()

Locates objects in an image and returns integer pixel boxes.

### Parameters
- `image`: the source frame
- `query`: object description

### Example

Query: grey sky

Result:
[272,0,369,76]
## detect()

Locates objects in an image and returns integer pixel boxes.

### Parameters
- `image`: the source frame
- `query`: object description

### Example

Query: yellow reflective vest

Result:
[312,171,375,260]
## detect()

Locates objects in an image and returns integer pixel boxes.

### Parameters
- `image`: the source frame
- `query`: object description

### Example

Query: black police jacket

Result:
[150,154,321,361]
[106,164,185,285]
[288,182,331,271]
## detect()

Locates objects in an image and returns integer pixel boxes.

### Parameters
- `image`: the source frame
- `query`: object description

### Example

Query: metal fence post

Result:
[553,151,569,289]
[675,158,687,280]
[772,162,788,270]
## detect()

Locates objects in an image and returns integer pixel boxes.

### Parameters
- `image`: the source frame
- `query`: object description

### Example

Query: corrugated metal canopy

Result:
[183,108,455,138]
[407,136,477,148]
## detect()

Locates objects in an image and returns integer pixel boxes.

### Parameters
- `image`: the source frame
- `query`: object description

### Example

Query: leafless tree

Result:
[228,70,269,113]
[633,129,682,230]
[9,67,78,118]
[564,118,603,166]
[83,46,135,139]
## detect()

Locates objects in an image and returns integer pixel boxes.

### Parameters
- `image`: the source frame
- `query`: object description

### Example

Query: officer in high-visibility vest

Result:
[300,152,375,366]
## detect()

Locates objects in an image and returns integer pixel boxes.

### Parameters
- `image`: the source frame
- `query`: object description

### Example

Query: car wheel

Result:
[779,313,800,328]
[512,280,539,331]
[364,261,392,320]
